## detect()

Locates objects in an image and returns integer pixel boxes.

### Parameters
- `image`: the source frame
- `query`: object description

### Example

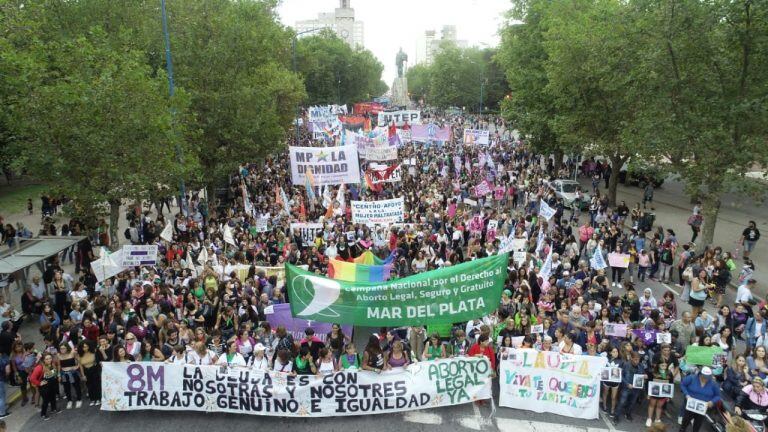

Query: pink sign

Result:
[608,253,631,268]
[494,186,506,200]
[474,180,493,197]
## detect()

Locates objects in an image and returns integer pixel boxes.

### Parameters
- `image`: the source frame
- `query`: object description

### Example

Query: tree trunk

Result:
[108,198,121,251]
[698,194,721,253]
[553,149,563,177]
[607,156,622,206]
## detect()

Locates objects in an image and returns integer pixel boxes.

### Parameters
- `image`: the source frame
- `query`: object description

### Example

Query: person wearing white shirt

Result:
[249,344,270,370]
[187,342,217,366]
[217,341,246,367]
[737,279,757,306]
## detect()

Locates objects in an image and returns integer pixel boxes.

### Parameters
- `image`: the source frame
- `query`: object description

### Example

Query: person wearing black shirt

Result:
[741,221,761,259]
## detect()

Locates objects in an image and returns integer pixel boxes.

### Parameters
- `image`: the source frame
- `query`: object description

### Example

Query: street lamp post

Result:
[479,80,485,114]
[160,0,186,213]
[292,28,323,145]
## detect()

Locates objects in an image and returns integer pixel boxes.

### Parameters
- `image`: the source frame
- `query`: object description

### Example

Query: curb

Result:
[6,386,21,406]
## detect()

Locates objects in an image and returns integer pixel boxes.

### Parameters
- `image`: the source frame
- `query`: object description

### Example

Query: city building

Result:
[415,25,468,65]
[295,0,364,49]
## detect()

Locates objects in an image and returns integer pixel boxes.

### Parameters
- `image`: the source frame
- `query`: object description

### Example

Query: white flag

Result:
[590,246,608,270]
[535,228,546,255]
[198,246,209,267]
[336,184,346,211]
[539,199,556,221]
[223,224,236,246]
[539,248,554,280]
[160,222,173,242]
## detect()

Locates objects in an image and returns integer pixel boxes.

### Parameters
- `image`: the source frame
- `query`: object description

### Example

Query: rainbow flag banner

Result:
[353,250,388,265]
[328,259,392,283]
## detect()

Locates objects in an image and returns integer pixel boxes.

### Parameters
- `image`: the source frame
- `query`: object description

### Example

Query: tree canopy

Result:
[295,31,388,106]
[407,43,509,111]
[498,0,768,246]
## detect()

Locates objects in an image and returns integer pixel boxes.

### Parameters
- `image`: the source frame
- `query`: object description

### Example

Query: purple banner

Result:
[264,303,353,342]
[411,124,452,142]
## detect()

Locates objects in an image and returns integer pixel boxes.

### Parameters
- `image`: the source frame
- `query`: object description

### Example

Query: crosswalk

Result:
[402,411,614,432]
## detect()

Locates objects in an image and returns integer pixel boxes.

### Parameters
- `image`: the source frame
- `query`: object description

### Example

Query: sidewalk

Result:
[592,178,766,294]
[1,200,182,410]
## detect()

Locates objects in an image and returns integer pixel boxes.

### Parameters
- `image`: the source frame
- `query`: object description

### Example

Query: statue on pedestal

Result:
[396,48,408,78]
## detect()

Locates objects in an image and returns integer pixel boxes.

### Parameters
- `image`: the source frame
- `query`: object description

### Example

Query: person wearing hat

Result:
[249,343,269,370]
[679,366,721,431]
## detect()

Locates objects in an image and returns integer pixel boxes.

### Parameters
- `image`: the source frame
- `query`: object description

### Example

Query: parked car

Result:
[619,160,666,188]
[548,179,590,210]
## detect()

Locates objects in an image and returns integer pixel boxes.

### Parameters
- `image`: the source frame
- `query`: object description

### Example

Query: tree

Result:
[541,0,649,205]
[497,1,568,172]
[631,0,768,248]
[13,30,196,247]
[428,43,509,110]
[405,63,431,104]
[295,31,387,105]
[161,0,305,195]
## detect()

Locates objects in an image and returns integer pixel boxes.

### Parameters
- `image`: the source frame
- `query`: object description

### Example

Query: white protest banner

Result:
[159,223,173,242]
[120,245,158,267]
[223,224,236,246]
[368,163,402,184]
[362,146,398,161]
[396,129,412,144]
[603,323,628,338]
[351,197,405,225]
[101,358,492,417]
[346,130,374,151]
[308,105,345,123]
[539,199,556,221]
[463,198,477,207]
[499,349,606,419]
[539,249,553,280]
[91,248,125,282]
[500,236,529,266]
[290,223,324,244]
[377,110,421,127]
[289,145,360,186]
[255,216,270,233]
[462,129,490,145]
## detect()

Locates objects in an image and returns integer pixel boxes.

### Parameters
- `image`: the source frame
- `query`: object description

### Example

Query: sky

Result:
[277,0,512,85]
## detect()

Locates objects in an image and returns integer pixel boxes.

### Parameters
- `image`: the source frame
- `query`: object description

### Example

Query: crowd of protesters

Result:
[0,110,762,432]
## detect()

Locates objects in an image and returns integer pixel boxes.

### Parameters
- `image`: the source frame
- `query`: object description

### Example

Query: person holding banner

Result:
[216,341,246,368]
[646,356,674,427]
[601,346,623,417]
[613,351,646,425]
[679,366,721,431]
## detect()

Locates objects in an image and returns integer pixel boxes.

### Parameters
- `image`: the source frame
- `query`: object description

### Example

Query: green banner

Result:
[685,345,724,366]
[286,253,509,326]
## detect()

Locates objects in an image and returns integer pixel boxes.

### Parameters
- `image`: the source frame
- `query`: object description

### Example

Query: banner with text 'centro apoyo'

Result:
[101,358,492,417]
[286,253,508,326]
